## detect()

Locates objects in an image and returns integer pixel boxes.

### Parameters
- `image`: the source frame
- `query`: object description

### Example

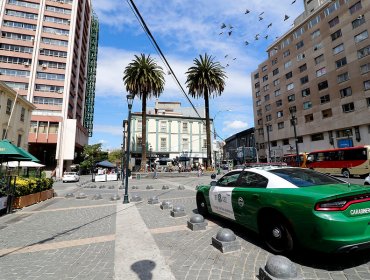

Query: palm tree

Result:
[185,53,227,169]
[123,54,165,172]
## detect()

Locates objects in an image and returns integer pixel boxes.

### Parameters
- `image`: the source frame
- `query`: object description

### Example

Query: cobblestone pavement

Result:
[0,174,370,279]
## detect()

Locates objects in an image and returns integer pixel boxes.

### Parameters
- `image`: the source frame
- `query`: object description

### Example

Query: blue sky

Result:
[91,0,304,151]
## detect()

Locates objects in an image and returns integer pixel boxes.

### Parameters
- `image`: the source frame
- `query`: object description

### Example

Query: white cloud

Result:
[222,120,249,133]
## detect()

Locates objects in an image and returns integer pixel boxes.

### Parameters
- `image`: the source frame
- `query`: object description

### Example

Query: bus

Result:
[282,153,308,168]
[306,146,370,178]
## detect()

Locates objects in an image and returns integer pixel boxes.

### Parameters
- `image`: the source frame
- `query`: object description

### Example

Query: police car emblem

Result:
[238,197,244,207]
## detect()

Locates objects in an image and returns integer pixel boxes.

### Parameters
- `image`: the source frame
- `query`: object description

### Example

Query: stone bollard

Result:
[132,185,139,189]
[99,185,106,189]
[178,185,185,190]
[92,194,103,200]
[148,196,159,204]
[160,200,172,210]
[171,205,186,217]
[212,228,241,253]
[108,185,115,189]
[65,193,74,198]
[131,194,142,202]
[110,194,121,201]
[146,185,153,190]
[76,193,87,199]
[259,255,302,280]
[90,184,97,188]
[187,214,207,231]
[162,185,169,190]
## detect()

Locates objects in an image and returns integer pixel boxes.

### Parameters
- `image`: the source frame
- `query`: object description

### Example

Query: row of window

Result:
[0,97,25,121]
[29,121,59,134]
[135,136,208,152]
[8,1,72,15]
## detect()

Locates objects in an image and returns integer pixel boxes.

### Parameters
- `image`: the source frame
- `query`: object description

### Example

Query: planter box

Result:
[12,189,54,209]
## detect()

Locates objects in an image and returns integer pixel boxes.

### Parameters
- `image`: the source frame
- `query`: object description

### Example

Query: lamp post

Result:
[121,120,127,188]
[123,94,134,204]
[290,110,300,167]
[266,124,271,163]
[149,145,152,171]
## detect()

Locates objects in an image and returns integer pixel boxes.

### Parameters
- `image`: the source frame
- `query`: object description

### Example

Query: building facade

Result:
[0,81,35,148]
[252,0,370,161]
[0,0,99,176]
[223,128,257,165]
[128,100,213,170]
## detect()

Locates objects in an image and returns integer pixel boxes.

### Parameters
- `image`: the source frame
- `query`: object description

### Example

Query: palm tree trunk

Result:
[140,94,147,172]
[204,91,212,169]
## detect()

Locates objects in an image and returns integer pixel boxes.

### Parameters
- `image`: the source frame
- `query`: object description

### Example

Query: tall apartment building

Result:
[0,0,99,176]
[129,100,213,170]
[252,0,370,161]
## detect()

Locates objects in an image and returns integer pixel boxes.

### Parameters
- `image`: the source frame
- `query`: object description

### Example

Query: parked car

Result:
[364,174,370,185]
[62,172,80,183]
[196,166,370,254]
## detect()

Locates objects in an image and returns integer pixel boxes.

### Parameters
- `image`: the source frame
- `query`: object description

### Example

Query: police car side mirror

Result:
[210,181,217,186]
[211,173,216,179]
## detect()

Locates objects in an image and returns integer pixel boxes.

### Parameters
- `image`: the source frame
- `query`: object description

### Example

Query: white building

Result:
[129,101,214,170]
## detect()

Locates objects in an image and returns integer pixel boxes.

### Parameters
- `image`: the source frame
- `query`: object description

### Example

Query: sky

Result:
[90,0,305,151]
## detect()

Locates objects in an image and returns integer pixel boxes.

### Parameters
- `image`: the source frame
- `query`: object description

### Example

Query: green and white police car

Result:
[196,166,370,253]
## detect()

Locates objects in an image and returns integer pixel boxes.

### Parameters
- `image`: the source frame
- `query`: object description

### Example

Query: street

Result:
[0,173,369,279]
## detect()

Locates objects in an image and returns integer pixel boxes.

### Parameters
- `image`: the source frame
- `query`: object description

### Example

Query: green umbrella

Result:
[16,147,40,163]
[0,140,32,162]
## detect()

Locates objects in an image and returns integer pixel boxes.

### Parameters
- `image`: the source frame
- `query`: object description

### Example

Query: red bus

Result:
[282,153,308,168]
[306,146,370,178]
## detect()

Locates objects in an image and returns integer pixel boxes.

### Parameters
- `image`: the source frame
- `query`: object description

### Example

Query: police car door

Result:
[209,171,241,220]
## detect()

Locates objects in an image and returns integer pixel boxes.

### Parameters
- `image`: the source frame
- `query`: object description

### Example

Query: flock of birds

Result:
[219,1,299,67]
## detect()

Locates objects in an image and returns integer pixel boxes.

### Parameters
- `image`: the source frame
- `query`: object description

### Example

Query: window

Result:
[367,98,370,107]
[297,53,305,61]
[278,122,284,129]
[337,72,349,83]
[365,80,370,90]
[300,76,309,85]
[254,73,259,79]
[296,40,304,50]
[182,138,189,151]
[349,1,362,14]
[20,107,25,121]
[218,171,241,187]
[255,82,260,88]
[320,94,330,104]
[302,88,310,97]
[160,137,167,151]
[305,114,314,123]
[352,16,365,29]
[137,120,142,131]
[311,133,324,141]
[6,99,12,114]
[303,101,312,109]
[273,68,279,75]
[322,109,333,118]
[283,139,290,145]
[255,91,260,97]
[182,122,188,133]
[266,114,272,121]
[264,94,270,101]
[308,16,321,29]
[318,80,328,90]
[285,71,292,79]
[289,106,297,114]
[342,102,355,113]
[333,43,344,55]
[328,16,339,28]
[287,83,294,91]
[294,27,305,39]
[274,89,281,96]
[324,0,340,17]
[263,84,269,91]
[258,119,263,125]
[311,29,320,39]
[265,104,271,111]
[357,45,370,59]
[258,128,264,136]
[360,63,370,74]
[340,87,352,98]
[29,121,37,133]
[281,37,291,48]
[277,111,283,118]
[288,94,295,102]
[284,60,292,69]
[160,121,167,132]
[267,125,273,132]
[316,67,327,77]
[331,30,342,41]
[283,50,290,57]
[273,79,280,86]
[257,109,262,116]
[276,100,283,107]
[315,54,324,65]
[299,64,307,72]
[354,30,368,43]
[263,75,268,82]
[335,57,347,68]
[271,58,278,65]
[313,42,323,51]
[262,65,267,72]
[256,100,261,106]
[17,134,22,147]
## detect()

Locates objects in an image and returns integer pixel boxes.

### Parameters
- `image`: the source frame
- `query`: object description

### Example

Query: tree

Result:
[108,149,123,167]
[123,54,165,172]
[80,143,105,173]
[185,54,227,169]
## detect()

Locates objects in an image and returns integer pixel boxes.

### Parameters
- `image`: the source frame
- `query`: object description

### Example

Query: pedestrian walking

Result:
[153,167,158,179]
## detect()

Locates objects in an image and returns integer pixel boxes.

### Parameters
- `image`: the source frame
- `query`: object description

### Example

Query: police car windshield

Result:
[268,168,345,187]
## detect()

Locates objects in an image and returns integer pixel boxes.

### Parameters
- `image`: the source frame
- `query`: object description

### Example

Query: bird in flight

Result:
[259,12,264,16]
[255,34,260,40]
[245,9,250,14]
[259,16,263,21]
[221,23,226,29]
[284,15,289,21]
[228,31,232,36]
[233,58,236,60]
[265,35,268,39]
[291,0,296,4]
[267,23,272,28]
[244,41,249,45]
[225,54,229,58]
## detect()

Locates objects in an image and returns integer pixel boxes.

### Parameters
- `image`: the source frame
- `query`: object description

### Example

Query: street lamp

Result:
[123,93,134,204]
[121,120,127,189]
[290,109,300,166]
[149,145,152,171]
[266,124,271,163]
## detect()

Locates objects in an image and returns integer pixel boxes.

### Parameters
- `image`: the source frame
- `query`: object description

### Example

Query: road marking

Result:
[0,234,115,257]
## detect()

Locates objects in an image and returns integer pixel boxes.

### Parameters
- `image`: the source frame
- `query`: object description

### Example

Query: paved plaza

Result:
[0,174,369,279]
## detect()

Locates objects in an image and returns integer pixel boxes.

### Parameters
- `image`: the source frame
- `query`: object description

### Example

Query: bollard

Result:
[160,200,172,210]
[131,194,142,202]
[187,214,207,231]
[178,185,185,190]
[92,194,103,200]
[76,193,87,199]
[148,196,159,204]
[212,228,241,253]
[162,185,169,190]
[110,194,120,201]
[171,205,186,217]
[146,185,153,190]
[65,193,74,198]
[259,255,302,280]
